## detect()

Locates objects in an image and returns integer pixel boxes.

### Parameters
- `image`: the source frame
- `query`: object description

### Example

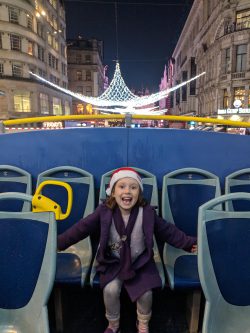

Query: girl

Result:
[58,167,197,333]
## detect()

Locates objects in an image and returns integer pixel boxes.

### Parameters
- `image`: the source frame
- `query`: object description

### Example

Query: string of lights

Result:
[30,63,205,112]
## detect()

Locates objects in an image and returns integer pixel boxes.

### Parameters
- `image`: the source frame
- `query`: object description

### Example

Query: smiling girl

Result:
[58,167,197,333]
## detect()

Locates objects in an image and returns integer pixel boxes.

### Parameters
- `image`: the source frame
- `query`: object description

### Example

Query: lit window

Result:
[53,97,62,115]
[40,93,49,114]
[223,89,229,108]
[14,91,31,112]
[76,103,84,114]
[27,41,33,55]
[48,33,52,46]
[233,87,245,107]
[236,9,250,29]
[65,100,71,115]
[76,71,82,80]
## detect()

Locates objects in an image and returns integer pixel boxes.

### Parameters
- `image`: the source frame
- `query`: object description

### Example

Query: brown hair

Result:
[105,186,147,210]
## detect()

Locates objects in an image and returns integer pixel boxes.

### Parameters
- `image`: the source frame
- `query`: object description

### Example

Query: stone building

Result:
[168,0,250,123]
[67,36,105,115]
[0,0,71,122]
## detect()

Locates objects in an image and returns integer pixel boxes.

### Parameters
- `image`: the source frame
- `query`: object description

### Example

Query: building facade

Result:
[0,0,71,122]
[67,36,105,115]
[167,0,250,124]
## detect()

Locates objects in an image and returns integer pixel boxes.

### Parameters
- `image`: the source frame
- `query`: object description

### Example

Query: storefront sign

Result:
[42,121,63,129]
[218,108,250,115]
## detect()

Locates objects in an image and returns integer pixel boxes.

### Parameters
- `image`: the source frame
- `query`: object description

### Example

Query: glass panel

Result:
[14,92,31,112]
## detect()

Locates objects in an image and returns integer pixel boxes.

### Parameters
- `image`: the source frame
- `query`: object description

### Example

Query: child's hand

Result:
[191,245,197,253]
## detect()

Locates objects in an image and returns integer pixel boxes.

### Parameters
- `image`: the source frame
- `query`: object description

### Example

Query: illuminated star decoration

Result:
[30,62,205,114]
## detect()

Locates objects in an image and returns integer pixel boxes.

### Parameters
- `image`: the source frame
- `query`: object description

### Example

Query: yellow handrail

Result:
[2,114,250,128]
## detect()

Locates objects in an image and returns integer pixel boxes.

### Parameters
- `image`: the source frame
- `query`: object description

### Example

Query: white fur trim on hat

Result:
[106,167,143,196]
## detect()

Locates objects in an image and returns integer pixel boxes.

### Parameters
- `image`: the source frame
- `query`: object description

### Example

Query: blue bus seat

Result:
[36,166,95,287]
[0,192,56,333]
[90,167,165,287]
[161,167,221,333]
[0,165,32,212]
[198,192,250,333]
[225,168,250,211]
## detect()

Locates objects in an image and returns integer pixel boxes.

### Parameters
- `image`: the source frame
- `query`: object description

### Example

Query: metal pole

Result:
[0,121,5,134]
[125,113,132,128]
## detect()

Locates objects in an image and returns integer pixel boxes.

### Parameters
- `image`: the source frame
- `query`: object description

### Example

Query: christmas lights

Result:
[30,63,205,112]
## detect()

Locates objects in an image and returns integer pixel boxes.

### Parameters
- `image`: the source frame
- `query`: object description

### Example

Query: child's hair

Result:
[105,187,147,210]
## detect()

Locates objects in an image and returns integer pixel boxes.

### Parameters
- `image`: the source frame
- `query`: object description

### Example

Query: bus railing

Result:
[1,114,250,133]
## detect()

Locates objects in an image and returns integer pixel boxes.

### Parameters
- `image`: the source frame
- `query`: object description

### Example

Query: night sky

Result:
[64,0,194,92]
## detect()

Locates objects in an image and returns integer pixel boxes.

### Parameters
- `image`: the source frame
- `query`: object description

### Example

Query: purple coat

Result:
[58,204,196,301]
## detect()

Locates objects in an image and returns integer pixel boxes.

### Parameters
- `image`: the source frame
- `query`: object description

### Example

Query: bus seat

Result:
[225,168,250,211]
[161,167,221,333]
[0,193,56,333]
[90,167,165,287]
[0,165,32,212]
[198,192,250,333]
[36,166,95,287]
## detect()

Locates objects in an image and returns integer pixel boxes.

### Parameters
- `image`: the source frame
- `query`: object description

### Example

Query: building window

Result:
[37,22,44,39]
[48,33,52,46]
[85,55,91,63]
[76,70,82,80]
[175,81,180,105]
[27,41,33,55]
[236,9,250,30]
[233,87,245,107]
[38,45,44,61]
[222,48,230,74]
[76,54,81,64]
[0,63,3,76]
[0,34,2,49]
[48,53,58,69]
[40,93,49,114]
[9,6,19,24]
[235,44,247,72]
[86,86,92,96]
[223,89,229,109]
[12,63,22,77]
[76,86,83,93]
[49,0,57,10]
[14,91,31,112]
[182,71,187,102]
[62,63,67,75]
[53,97,62,115]
[27,14,33,30]
[76,103,84,114]
[86,70,91,81]
[10,34,21,51]
[190,57,196,95]
[65,100,70,115]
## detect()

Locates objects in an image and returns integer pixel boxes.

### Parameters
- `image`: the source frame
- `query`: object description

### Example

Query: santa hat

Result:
[106,167,143,196]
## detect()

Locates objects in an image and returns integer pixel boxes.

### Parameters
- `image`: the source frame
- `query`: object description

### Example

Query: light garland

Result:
[30,63,205,111]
